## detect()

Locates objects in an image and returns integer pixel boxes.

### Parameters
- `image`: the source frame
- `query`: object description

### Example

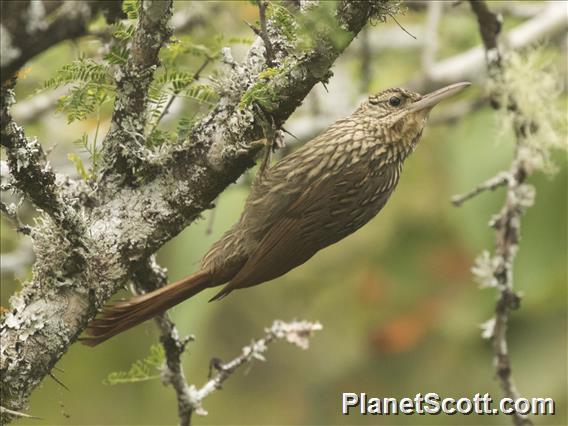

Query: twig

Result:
[151,57,211,135]
[460,2,537,425]
[132,257,194,426]
[1,92,84,240]
[451,171,508,206]
[388,13,417,40]
[256,105,277,174]
[0,405,41,420]
[187,320,322,416]
[258,1,275,67]
[253,0,279,172]
[48,372,69,392]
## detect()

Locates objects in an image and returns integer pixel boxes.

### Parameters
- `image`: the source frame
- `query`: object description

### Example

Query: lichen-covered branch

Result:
[454,2,564,425]
[132,257,194,426]
[0,1,398,423]
[101,0,173,179]
[451,171,508,206]
[187,320,322,418]
[129,259,321,425]
[1,90,85,238]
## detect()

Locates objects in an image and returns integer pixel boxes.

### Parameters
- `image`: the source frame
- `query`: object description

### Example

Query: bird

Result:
[82,81,471,346]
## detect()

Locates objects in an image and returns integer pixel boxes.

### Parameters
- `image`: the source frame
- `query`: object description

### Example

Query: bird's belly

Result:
[315,186,395,248]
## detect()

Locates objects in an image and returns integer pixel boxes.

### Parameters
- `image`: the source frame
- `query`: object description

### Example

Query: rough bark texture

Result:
[0,0,399,422]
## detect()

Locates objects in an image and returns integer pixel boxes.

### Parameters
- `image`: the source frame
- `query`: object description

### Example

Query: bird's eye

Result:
[389,96,401,107]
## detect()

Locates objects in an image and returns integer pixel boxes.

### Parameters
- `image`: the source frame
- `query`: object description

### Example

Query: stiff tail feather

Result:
[81,270,211,346]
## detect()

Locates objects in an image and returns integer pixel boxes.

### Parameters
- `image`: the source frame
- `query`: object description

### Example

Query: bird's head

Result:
[358,82,471,153]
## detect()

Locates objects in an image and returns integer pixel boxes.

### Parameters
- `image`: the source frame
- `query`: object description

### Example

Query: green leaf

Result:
[181,83,217,104]
[122,0,139,20]
[112,21,136,41]
[104,46,129,65]
[72,131,103,180]
[104,344,165,386]
[43,58,110,91]
[269,2,297,44]
[57,84,109,123]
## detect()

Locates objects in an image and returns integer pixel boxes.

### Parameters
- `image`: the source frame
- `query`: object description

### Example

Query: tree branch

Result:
[0,2,398,423]
[257,0,275,67]
[187,320,322,418]
[1,90,85,240]
[451,171,508,207]
[100,0,173,180]
[458,2,546,425]
[132,257,194,426]
[410,1,567,92]
[0,0,123,84]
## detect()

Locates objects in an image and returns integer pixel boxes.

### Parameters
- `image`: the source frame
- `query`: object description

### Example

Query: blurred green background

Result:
[1,1,566,425]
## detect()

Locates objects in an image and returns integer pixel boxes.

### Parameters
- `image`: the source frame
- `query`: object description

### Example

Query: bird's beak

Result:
[408,81,471,112]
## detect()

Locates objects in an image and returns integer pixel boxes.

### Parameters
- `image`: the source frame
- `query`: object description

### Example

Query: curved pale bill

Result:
[408,82,471,112]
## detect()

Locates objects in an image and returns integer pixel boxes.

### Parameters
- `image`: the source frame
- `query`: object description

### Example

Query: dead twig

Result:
[187,320,322,417]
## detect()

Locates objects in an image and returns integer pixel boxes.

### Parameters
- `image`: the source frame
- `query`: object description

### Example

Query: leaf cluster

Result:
[103,344,165,386]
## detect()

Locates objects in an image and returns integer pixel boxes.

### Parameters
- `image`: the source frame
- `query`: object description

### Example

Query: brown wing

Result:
[209,165,375,301]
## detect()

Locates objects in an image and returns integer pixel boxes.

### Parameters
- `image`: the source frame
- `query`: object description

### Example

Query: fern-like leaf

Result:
[104,344,165,386]
[104,46,129,65]
[43,58,109,91]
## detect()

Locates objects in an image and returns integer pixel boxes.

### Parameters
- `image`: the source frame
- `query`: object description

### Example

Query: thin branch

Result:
[253,0,278,172]
[388,13,417,40]
[187,320,322,417]
[462,2,538,425]
[258,1,275,67]
[451,171,509,206]
[150,57,212,135]
[132,257,194,426]
[0,405,41,420]
[1,92,84,238]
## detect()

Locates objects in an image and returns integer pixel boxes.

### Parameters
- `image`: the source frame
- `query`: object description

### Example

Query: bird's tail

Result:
[81,270,212,347]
